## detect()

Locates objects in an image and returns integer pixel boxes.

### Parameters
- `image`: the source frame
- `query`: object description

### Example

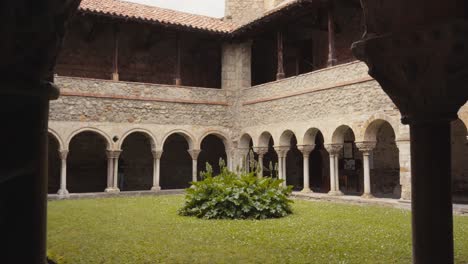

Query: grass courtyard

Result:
[48,195,468,264]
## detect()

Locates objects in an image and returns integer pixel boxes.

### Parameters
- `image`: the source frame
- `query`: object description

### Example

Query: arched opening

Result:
[198,135,227,177]
[285,135,303,191]
[452,119,468,203]
[309,131,330,193]
[68,131,108,193]
[333,126,363,196]
[47,133,61,194]
[161,134,192,189]
[258,132,278,177]
[119,132,153,191]
[369,122,401,198]
[239,134,256,172]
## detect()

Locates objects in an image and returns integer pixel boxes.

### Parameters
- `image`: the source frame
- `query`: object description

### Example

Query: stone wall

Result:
[51,76,230,127]
[225,0,265,24]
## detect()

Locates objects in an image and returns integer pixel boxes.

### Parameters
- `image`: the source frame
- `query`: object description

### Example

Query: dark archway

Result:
[119,133,153,191]
[263,137,279,177]
[370,122,401,198]
[47,133,61,194]
[333,126,363,196]
[452,119,468,203]
[198,135,227,177]
[68,131,108,193]
[160,134,192,189]
[309,131,330,193]
[285,135,303,190]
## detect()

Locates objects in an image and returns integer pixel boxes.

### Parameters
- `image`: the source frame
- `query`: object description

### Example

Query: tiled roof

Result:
[78,0,236,34]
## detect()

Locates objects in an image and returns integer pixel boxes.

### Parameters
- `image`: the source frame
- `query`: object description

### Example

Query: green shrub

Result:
[179,159,293,220]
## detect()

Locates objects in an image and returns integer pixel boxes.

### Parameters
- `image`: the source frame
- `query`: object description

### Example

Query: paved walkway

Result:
[292,191,468,215]
[48,189,468,215]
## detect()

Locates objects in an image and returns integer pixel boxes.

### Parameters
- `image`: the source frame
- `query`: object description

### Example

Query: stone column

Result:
[326,144,343,195]
[188,149,201,182]
[151,150,163,191]
[352,8,468,262]
[396,139,411,200]
[282,152,287,186]
[254,147,268,178]
[298,145,315,193]
[356,141,377,198]
[57,149,69,197]
[112,150,122,192]
[274,147,285,180]
[105,150,115,192]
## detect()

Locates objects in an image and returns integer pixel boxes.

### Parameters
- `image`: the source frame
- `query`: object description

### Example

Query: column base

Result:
[105,187,120,193]
[301,188,313,193]
[328,190,344,196]
[57,189,69,198]
[361,193,375,199]
[151,186,161,192]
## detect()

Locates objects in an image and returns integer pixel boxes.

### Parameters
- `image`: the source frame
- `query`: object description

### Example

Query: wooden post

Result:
[276,31,285,80]
[327,7,337,67]
[111,24,119,81]
[174,33,181,86]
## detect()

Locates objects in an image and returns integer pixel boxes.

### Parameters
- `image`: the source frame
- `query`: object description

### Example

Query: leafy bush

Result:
[179,159,293,220]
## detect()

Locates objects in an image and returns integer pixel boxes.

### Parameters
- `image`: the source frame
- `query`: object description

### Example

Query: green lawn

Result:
[48,195,468,264]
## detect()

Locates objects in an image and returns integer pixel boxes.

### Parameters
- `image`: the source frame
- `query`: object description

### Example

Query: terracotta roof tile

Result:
[79,0,236,33]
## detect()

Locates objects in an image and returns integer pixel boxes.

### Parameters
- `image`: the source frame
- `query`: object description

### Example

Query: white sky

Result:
[126,0,225,18]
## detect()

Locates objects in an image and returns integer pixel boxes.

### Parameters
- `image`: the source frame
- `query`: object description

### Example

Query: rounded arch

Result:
[48,128,65,150]
[239,133,254,149]
[67,127,112,150]
[118,128,157,150]
[198,130,230,150]
[332,125,355,144]
[162,129,196,150]
[279,130,296,146]
[302,127,322,146]
[258,131,274,148]
[363,118,398,142]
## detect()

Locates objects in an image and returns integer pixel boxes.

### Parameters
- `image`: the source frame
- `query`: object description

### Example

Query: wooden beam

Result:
[276,31,285,80]
[174,33,181,85]
[111,24,120,81]
[327,7,337,67]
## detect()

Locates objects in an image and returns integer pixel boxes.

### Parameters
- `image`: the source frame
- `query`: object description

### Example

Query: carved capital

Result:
[298,144,316,156]
[106,150,122,159]
[355,141,377,153]
[274,146,289,158]
[238,147,250,156]
[325,144,342,155]
[353,20,468,124]
[152,150,163,159]
[59,149,69,160]
[187,149,201,160]
[253,147,268,156]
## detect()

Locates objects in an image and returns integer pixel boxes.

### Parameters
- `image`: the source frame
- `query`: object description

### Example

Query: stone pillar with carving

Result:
[326,144,343,195]
[352,2,468,261]
[274,146,285,180]
[298,145,315,193]
[57,149,69,197]
[188,149,201,183]
[356,141,377,198]
[151,150,163,191]
[396,139,411,200]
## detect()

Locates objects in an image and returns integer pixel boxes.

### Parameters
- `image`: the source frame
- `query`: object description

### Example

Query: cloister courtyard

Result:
[47,195,468,264]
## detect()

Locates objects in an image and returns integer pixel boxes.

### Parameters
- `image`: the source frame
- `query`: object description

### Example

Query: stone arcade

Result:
[47,0,468,204]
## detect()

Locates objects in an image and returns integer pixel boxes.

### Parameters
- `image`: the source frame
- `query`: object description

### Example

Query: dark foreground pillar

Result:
[0,82,54,264]
[410,121,453,263]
